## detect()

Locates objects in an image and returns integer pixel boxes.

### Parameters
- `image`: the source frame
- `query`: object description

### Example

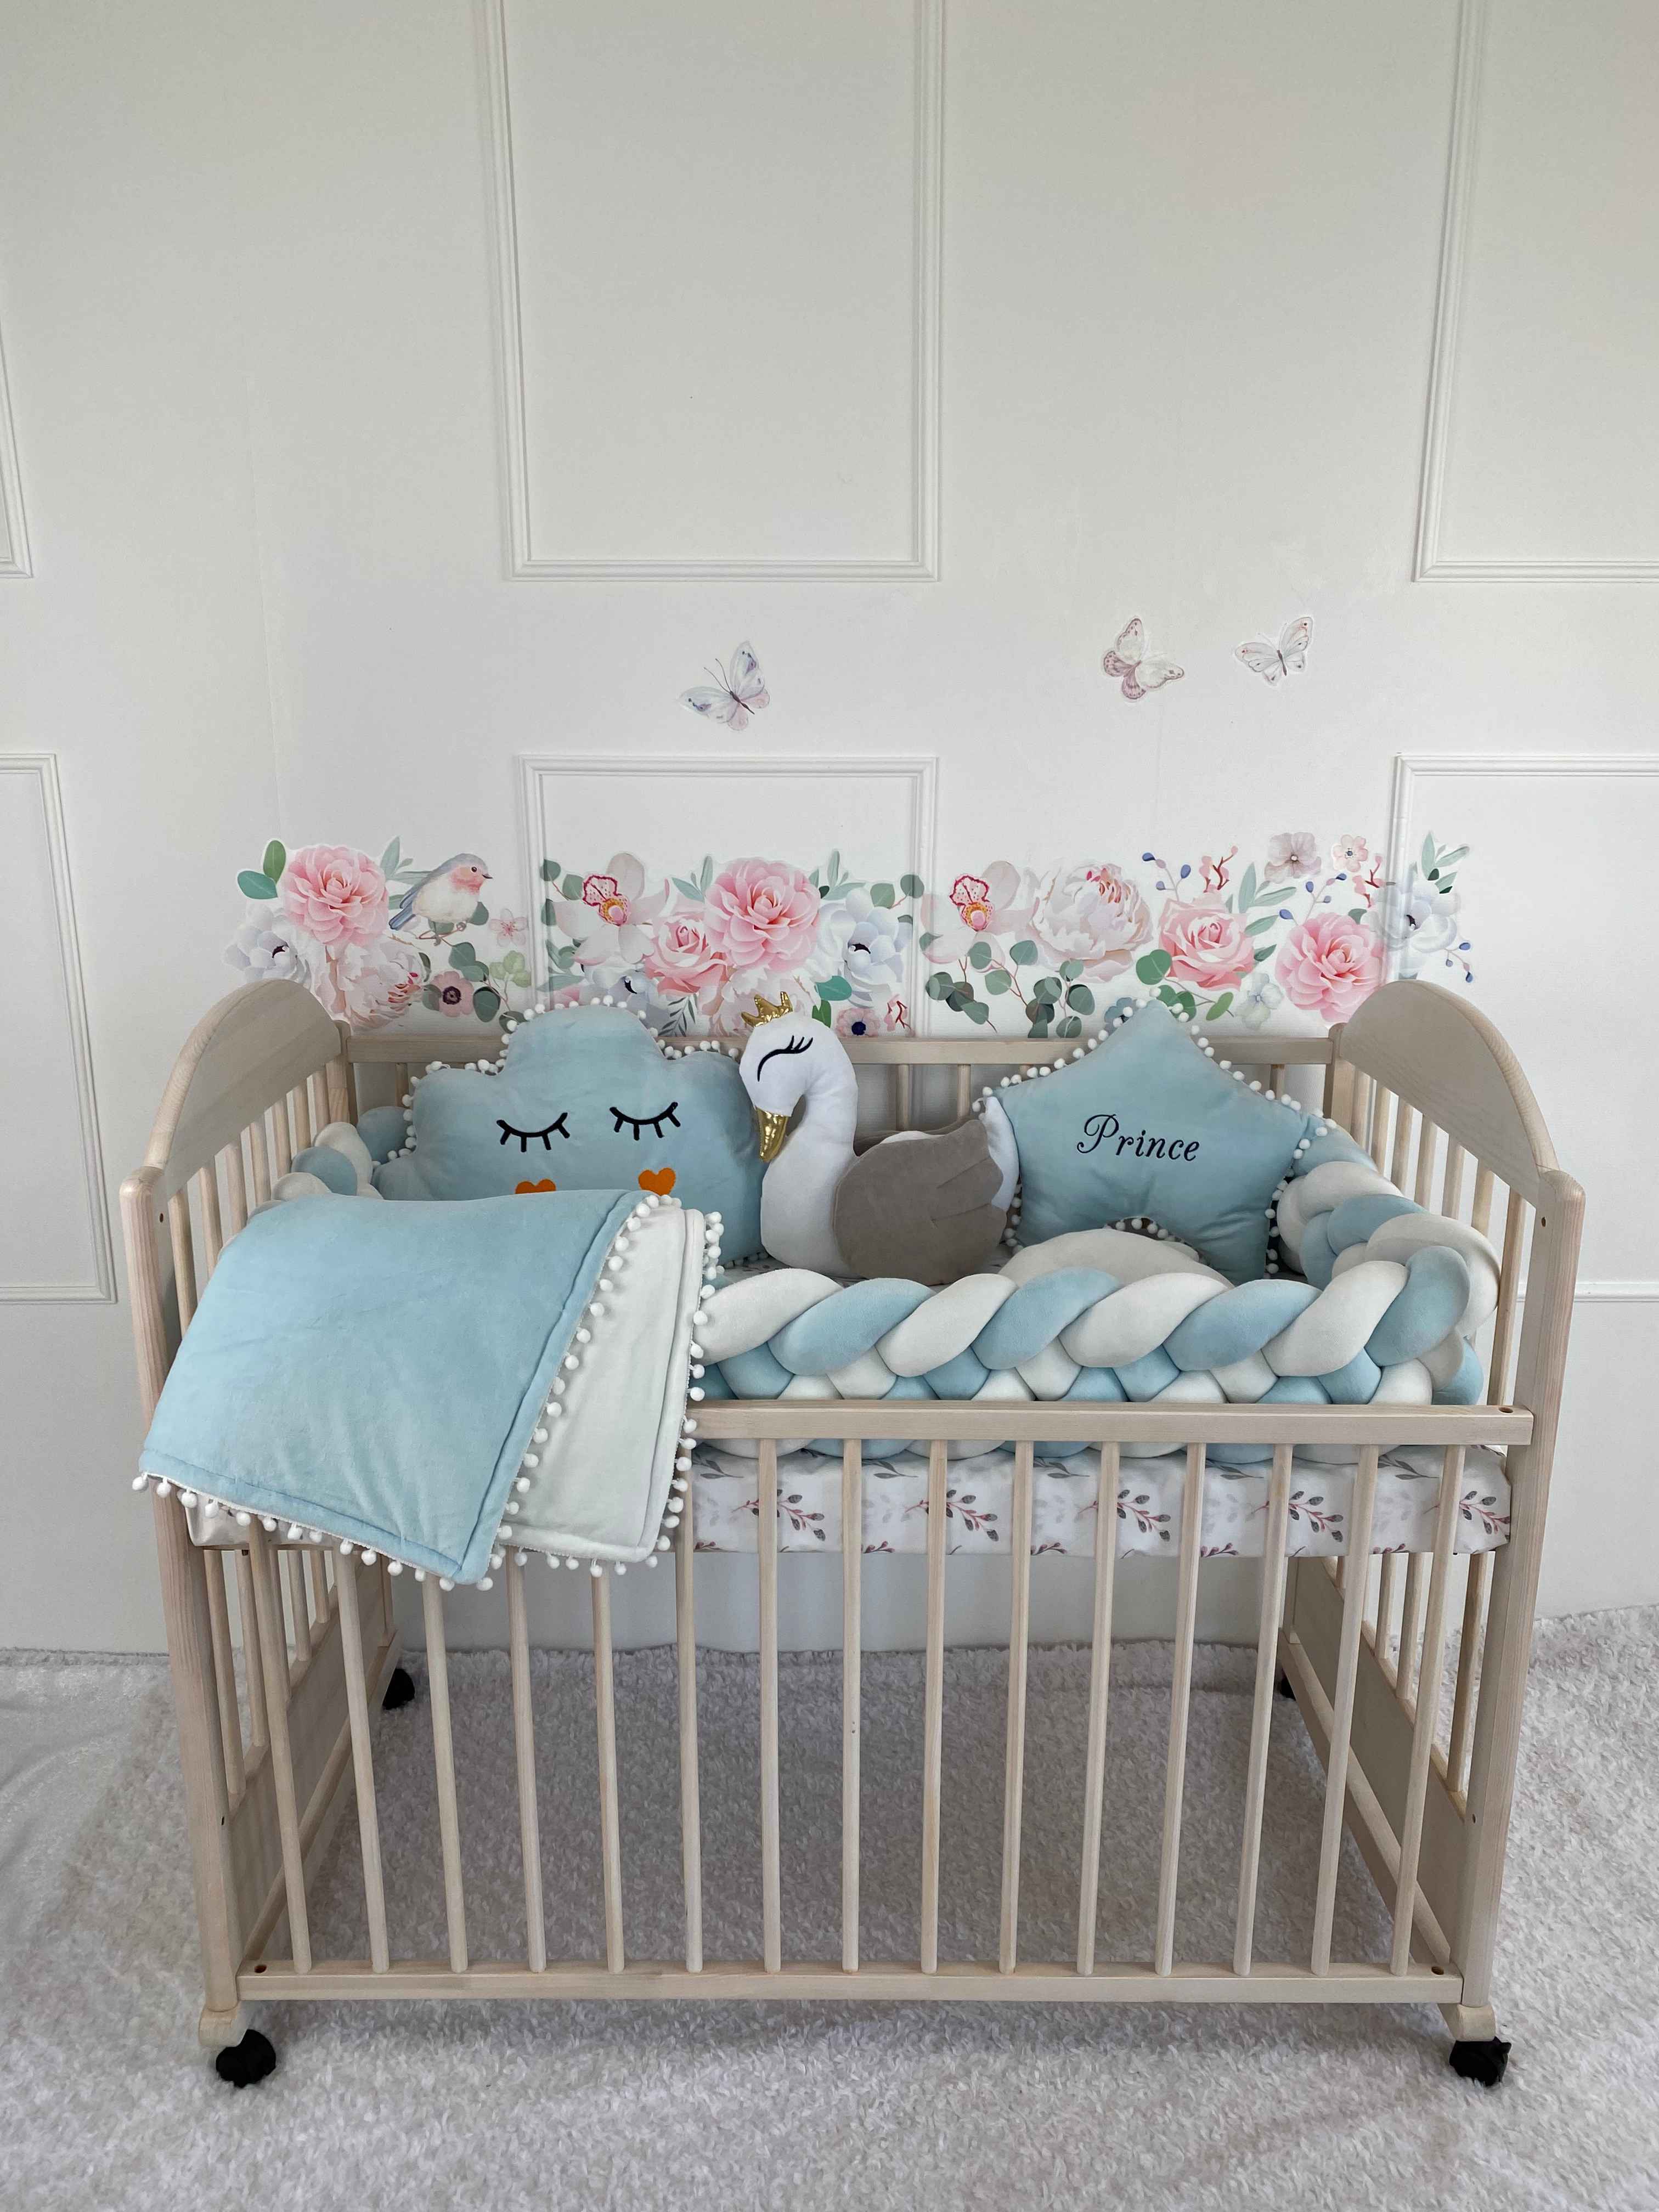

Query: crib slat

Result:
[234,1549,268,1751]
[1311,1448,1379,1974]
[283,1548,313,1668]
[505,1554,546,1973]
[1413,1120,1438,1206]
[248,1528,311,1972]
[167,1190,198,1328]
[307,1069,328,1137]
[269,1101,292,1179]
[247,1116,272,1206]
[841,1441,862,1974]
[335,1558,390,1973]
[289,1082,313,1152]
[998,1442,1034,1975]
[758,1438,781,1976]
[1076,1443,1120,1976]
[1369,1087,1392,1172]
[1348,1068,1373,1148]
[955,1064,972,1120]
[1441,1141,1466,1219]
[592,1571,625,1975]
[1398,1554,1429,1709]
[421,1577,469,1973]
[1375,1551,1401,1682]
[1391,1450,1462,1973]
[204,1552,245,1801]
[1389,1102,1415,1192]
[1488,1189,1526,1402]
[676,1486,703,1975]
[305,1548,329,1640]
[222,1139,248,1236]
[1469,1161,1495,1237]
[1447,1550,1492,1799]
[894,1064,912,1133]
[198,1160,224,1273]
[1233,1444,1293,1976]
[1153,1443,1206,1978]
[1268,1063,1286,1097]
[919,1438,948,1975]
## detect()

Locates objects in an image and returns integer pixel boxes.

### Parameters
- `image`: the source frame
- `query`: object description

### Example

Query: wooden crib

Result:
[121,977,1579,2087]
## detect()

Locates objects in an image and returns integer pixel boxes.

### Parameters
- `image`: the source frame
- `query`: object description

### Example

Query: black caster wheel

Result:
[1275,1672,1296,1700]
[215,2030,277,2087]
[1449,2038,1511,2087]
[382,1664,417,1710]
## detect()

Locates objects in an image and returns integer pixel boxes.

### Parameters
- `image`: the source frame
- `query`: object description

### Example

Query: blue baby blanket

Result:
[139,1189,690,1584]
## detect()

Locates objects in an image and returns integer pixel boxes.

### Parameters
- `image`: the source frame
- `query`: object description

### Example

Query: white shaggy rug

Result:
[2,1612,1657,2211]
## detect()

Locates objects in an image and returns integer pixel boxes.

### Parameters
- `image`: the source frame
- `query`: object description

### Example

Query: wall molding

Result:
[1413,0,1659,583]
[1386,750,1659,981]
[481,0,944,582]
[0,756,114,1300]
[0,312,32,578]
[518,749,938,1006]
[1573,1283,1659,1304]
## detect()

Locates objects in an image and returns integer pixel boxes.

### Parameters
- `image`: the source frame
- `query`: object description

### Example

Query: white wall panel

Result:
[0,311,29,576]
[487,0,941,575]
[1417,0,1659,579]
[0,758,113,1300]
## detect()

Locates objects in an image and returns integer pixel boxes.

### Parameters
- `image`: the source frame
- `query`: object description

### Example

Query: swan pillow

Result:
[984,1000,1320,1283]
[374,1006,764,1261]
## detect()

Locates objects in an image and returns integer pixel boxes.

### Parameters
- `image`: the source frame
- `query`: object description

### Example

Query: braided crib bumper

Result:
[698,1173,1500,1468]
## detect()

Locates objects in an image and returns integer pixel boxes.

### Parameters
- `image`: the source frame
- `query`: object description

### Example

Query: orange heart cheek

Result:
[637,1167,676,1195]
[515,1178,557,1194]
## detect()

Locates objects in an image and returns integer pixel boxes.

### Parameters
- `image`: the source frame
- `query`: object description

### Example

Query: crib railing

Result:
[120,979,1580,2051]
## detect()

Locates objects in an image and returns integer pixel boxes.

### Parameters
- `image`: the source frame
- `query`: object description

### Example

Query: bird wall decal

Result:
[389,853,491,935]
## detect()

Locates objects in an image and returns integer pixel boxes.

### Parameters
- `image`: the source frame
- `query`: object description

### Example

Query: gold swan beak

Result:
[755,1108,791,1164]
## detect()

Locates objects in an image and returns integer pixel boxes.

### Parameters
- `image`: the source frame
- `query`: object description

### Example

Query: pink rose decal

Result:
[1276,911,1384,1020]
[279,845,389,950]
[644,912,732,1003]
[1156,896,1255,994]
[703,857,822,986]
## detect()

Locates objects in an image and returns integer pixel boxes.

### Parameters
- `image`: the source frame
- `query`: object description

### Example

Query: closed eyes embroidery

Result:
[497,1113,571,1152]
[610,1102,680,1141]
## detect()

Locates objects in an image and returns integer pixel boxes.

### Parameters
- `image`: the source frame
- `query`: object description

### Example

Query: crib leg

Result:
[214,2028,278,2087]
[1442,2001,1509,2087]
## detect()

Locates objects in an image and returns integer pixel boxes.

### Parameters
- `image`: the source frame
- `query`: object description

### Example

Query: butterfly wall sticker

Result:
[1101,617,1184,701]
[1235,616,1312,685]
[682,642,770,731]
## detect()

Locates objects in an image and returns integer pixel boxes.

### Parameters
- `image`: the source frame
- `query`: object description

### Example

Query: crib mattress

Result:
[686,1444,1510,1560]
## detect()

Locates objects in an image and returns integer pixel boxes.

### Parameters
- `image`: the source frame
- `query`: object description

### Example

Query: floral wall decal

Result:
[539,848,917,1038]
[917,831,1469,1040]
[229,828,1469,1041]
[228,837,529,1028]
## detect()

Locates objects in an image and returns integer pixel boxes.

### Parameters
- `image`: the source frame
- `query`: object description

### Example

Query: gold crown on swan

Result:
[740,991,794,1030]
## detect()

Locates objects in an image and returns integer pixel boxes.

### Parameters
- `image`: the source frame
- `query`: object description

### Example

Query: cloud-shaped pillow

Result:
[374,1006,764,1260]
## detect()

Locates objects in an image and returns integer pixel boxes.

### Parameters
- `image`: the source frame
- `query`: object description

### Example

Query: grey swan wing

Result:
[831,1117,1008,1285]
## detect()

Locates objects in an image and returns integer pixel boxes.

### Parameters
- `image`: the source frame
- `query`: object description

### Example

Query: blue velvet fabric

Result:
[139,1190,634,1583]
[374,1006,764,1261]
[997,1004,1318,1281]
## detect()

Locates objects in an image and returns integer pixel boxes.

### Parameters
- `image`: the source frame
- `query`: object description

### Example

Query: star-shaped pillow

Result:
[374,1006,764,1260]
[986,1001,1318,1282]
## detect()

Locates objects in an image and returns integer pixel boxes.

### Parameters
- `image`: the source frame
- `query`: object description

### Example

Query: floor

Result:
[2,1612,1656,2212]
